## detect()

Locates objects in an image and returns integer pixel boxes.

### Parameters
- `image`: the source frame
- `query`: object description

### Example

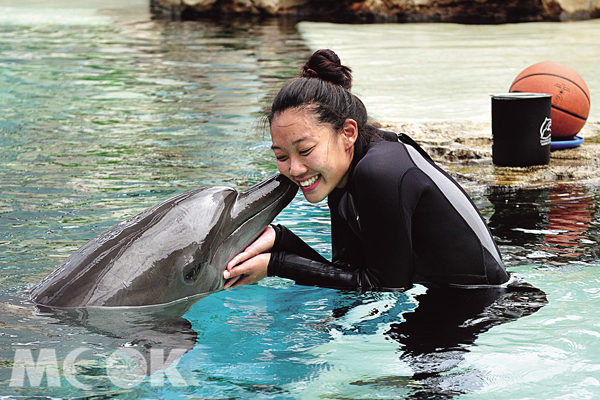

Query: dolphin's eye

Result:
[183,261,205,283]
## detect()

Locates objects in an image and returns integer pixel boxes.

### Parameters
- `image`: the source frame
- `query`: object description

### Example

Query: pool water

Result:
[1,3,600,399]
[298,20,600,122]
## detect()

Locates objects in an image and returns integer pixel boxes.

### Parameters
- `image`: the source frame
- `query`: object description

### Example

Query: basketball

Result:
[509,62,591,139]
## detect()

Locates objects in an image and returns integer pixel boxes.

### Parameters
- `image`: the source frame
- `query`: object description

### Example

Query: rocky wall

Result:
[150,0,600,23]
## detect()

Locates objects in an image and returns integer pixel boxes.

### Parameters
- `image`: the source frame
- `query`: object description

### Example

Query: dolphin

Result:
[30,174,297,308]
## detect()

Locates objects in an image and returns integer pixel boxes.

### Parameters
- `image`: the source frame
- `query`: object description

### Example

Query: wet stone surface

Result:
[381,120,600,190]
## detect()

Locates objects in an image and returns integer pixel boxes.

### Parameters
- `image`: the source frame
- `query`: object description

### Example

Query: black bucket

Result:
[491,93,552,167]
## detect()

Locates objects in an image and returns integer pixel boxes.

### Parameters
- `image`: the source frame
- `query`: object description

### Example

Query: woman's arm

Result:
[223,222,384,290]
[267,251,384,290]
[267,144,418,292]
[223,224,331,289]
[225,143,420,291]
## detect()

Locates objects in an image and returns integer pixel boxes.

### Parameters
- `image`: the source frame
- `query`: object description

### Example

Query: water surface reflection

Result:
[298,20,600,122]
[0,17,311,290]
[488,185,599,265]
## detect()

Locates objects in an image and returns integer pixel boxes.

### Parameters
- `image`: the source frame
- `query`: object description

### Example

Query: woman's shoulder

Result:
[352,135,415,187]
[375,129,400,142]
[363,128,434,167]
[361,132,409,167]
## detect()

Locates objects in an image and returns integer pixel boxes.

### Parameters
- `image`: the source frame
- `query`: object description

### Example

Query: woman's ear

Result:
[341,119,358,149]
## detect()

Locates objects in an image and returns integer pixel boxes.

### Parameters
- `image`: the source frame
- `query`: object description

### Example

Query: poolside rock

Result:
[379,120,600,190]
[150,0,600,23]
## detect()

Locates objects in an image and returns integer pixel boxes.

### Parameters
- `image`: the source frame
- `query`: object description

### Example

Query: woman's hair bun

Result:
[301,49,353,90]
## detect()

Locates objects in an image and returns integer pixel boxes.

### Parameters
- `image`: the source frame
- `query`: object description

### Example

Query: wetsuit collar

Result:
[346,128,398,186]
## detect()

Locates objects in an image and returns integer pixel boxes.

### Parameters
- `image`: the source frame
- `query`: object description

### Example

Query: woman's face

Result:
[270,107,357,203]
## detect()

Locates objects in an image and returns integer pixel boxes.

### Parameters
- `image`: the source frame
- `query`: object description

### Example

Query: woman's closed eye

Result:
[299,146,315,156]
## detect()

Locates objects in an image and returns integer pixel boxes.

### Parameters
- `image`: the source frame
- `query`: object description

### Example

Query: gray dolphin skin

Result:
[30,174,297,308]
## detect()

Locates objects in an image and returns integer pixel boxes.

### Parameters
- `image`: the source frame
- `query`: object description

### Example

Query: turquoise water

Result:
[1,4,600,399]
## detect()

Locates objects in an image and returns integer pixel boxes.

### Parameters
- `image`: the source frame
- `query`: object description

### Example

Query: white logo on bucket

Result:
[540,117,552,146]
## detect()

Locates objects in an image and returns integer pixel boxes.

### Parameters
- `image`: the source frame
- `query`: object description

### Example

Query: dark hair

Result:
[301,49,352,90]
[268,49,379,142]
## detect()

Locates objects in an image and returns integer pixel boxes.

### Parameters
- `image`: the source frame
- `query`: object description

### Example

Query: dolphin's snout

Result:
[232,174,297,219]
[240,173,296,197]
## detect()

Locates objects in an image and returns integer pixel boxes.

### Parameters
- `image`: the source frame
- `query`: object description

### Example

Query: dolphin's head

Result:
[30,174,297,308]
[176,173,299,296]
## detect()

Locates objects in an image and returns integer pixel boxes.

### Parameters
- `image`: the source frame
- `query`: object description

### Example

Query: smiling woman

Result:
[224,49,510,292]
[270,108,357,203]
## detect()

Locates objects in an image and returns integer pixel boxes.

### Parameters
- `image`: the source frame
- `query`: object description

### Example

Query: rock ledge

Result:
[381,120,600,190]
[150,0,600,23]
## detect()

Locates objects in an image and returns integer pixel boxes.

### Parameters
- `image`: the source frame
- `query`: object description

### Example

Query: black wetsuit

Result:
[267,129,509,291]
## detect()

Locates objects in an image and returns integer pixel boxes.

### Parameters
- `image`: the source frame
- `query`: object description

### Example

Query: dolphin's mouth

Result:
[229,174,297,230]
[181,174,296,286]
[209,174,297,272]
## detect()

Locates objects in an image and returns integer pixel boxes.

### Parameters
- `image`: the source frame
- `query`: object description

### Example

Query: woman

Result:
[223,49,509,291]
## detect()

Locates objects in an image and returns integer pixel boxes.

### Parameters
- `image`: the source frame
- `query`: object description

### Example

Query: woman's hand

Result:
[223,253,270,289]
[223,225,276,289]
[226,225,275,272]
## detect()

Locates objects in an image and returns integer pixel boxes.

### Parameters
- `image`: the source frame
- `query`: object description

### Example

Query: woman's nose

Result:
[288,156,307,177]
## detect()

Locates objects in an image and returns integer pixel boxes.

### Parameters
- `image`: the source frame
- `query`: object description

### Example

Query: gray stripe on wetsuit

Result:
[404,145,503,266]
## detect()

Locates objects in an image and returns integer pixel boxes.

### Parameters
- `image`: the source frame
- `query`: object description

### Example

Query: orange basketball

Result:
[509,62,591,138]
